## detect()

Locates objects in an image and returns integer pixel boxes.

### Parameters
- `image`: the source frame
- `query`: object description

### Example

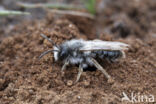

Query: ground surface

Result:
[0,0,156,104]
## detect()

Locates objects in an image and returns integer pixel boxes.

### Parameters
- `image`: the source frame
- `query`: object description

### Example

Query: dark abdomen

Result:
[93,50,122,61]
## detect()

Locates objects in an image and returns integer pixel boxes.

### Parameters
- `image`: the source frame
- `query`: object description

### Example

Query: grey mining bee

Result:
[39,34,129,83]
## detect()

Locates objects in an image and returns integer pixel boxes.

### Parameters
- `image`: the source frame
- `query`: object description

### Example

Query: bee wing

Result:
[80,40,129,51]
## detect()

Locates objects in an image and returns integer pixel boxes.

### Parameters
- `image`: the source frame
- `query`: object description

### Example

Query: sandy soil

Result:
[0,0,156,104]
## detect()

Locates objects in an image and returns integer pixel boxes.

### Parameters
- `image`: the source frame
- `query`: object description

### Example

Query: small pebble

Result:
[84,80,90,86]
[29,89,34,94]
[69,24,73,28]
[67,80,73,86]
[108,78,115,84]
[77,96,81,99]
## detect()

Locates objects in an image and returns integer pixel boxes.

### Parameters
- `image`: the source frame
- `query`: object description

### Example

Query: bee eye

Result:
[59,50,68,59]
[60,51,66,56]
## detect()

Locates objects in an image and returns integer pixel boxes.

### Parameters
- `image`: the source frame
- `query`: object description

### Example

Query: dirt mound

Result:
[0,14,156,104]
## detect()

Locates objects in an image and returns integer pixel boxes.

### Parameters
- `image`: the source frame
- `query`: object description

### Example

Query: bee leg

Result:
[91,58,114,83]
[75,65,83,83]
[61,61,69,72]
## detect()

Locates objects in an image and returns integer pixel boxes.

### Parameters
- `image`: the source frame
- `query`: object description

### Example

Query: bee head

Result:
[39,34,61,60]
[55,46,70,61]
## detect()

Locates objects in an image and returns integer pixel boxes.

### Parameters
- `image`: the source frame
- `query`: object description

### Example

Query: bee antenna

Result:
[39,49,59,59]
[40,33,57,47]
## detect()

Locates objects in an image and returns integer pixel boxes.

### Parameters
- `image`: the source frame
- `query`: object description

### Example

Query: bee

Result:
[39,34,129,83]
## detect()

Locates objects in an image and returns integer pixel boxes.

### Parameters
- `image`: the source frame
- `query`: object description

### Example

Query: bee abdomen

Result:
[94,50,122,60]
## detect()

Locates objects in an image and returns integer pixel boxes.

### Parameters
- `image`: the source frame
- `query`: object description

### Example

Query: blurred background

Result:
[0,0,155,39]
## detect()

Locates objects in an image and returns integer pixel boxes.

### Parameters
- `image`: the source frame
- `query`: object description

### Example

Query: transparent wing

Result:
[80,40,129,51]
